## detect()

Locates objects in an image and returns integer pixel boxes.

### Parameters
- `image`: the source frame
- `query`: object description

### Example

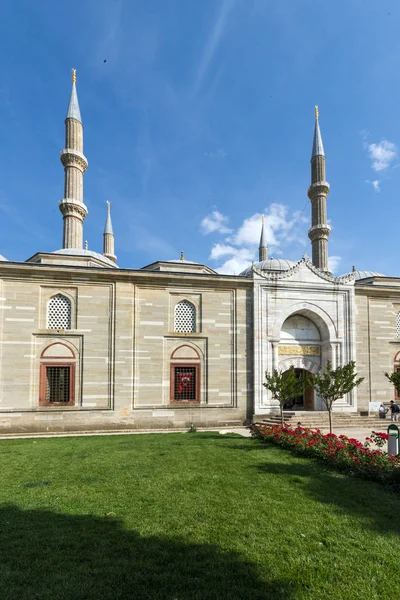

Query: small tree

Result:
[263,367,306,426]
[308,361,364,433]
[384,370,400,399]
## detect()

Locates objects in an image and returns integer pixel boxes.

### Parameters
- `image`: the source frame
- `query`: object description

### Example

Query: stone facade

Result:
[355,278,400,411]
[252,257,357,417]
[0,75,399,433]
[0,263,253,433]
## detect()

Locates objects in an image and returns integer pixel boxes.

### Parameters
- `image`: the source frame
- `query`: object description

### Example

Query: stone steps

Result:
[256,412,388,429]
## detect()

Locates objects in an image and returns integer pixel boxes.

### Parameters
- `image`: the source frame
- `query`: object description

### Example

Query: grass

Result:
[0,432,399,600]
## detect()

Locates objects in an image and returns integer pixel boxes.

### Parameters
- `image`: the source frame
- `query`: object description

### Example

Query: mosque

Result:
[0,71,399,433]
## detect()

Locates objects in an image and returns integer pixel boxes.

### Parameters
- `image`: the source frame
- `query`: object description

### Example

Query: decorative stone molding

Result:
[278,357,321,374]
[60,149,88,172]
[252,254,356,284]
[307,181,330,197]
[59,198,88,220]
[308,224,331,242]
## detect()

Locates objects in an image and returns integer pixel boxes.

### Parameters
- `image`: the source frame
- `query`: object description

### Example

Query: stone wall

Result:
[0,264,252,433]
[355,285,400,411]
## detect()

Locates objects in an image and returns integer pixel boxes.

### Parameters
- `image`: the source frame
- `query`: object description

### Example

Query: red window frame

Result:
[39,363,75,406]
[170,364,200,404]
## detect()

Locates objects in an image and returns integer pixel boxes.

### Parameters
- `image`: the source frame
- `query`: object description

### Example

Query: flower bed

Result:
[250,423,400,486]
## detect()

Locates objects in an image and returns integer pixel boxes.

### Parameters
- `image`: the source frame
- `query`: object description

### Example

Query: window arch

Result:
[396,312,400,338]
[174,300,196,333]
[47,294,71,330]
[39,342,76,406]
[170,345,200,404]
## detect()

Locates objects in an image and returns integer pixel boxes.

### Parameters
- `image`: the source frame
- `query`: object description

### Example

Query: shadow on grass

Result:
[0,504,296,600]
[254,445,400,536]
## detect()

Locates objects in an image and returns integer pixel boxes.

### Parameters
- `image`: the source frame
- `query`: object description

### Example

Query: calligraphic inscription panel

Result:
[278,345,320,356]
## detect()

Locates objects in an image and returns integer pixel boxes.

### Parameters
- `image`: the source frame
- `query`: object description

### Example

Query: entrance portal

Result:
[283,368,315,410]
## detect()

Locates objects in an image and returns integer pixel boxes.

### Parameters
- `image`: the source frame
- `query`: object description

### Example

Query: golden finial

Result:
[107,200,111,212]
[315,105,319,119]
[72,69,77,83]
[180,251,185,261]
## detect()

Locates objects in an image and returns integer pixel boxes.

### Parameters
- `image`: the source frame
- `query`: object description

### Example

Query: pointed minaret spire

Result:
[66,69,82,122]
[308,106,331,271]
[311,105,325,158]
[59,69,88,249]
[259,215,268,261]
[103,201,117,263]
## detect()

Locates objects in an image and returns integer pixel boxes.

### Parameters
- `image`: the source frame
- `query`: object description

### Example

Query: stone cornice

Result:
[355,285,400,298]
[0,259,253,288]
[253,254,355,284]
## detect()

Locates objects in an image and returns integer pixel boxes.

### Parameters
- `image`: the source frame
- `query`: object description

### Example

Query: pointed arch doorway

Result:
[278,314,321,411]
[283,368,315,411]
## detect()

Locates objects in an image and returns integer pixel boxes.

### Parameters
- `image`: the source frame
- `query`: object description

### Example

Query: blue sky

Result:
[0,0,399,275]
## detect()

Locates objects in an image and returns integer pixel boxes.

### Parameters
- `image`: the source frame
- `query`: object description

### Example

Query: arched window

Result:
[174,300,196,333]
[47,295,71,330]
[170,345,200,404]
[39,343,76,406]
[396,312,400,338]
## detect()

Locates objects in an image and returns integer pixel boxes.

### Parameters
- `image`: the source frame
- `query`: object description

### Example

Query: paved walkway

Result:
[0,425,394,444]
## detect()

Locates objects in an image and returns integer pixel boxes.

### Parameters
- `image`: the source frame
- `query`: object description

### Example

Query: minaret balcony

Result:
[307,181,330,198]
[308,223,331,242]
[60,149,88,172]
[59,198,88,220]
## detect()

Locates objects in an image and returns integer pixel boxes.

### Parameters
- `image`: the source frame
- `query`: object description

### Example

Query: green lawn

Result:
[0,432,399,600]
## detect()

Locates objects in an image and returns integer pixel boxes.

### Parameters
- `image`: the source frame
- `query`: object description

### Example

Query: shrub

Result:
[250,423,400,486]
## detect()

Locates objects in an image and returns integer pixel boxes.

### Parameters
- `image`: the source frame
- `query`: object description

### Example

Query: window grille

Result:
[396,313,400,338]
[45,366,71,403]
[174,301,196,333]
[47,295,71,329]
[174,366,197,401]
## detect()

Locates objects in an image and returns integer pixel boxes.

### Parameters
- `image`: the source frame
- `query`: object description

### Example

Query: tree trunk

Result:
[280,404,284,427]
[328,409,333,434]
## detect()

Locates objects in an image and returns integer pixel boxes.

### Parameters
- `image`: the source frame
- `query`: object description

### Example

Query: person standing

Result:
[389,400,400,422]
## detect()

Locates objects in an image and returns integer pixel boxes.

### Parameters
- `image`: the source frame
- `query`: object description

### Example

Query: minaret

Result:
[259,215,268,261]
[103,201,117,262]
[307,106,331,271]
[59,69,88,249]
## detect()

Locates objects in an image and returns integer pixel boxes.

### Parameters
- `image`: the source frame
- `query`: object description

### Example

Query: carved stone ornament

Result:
[59,199,88,220]
[278,345,320,356]
[252,254,356,284]
[278,357,321,374]
[60,149,88,172]
[308,224,331,241]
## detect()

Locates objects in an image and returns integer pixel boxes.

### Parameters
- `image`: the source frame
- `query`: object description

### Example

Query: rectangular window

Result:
[171,366,199,403]
[40,364,75,406]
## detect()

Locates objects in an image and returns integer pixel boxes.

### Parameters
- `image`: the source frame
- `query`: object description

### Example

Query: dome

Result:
[165,258,199,265]
[52,249,117,267]
[239,258,297,277]
[351,270,385,281]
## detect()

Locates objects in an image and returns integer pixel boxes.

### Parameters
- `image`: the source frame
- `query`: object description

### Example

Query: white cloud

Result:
[328,255,341,274]
[200,211,233,235]
[366,139,397,172]
[365,179,380,192]
[204,202,310,274]
[228,203,298,247]
[193,0,236,95]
